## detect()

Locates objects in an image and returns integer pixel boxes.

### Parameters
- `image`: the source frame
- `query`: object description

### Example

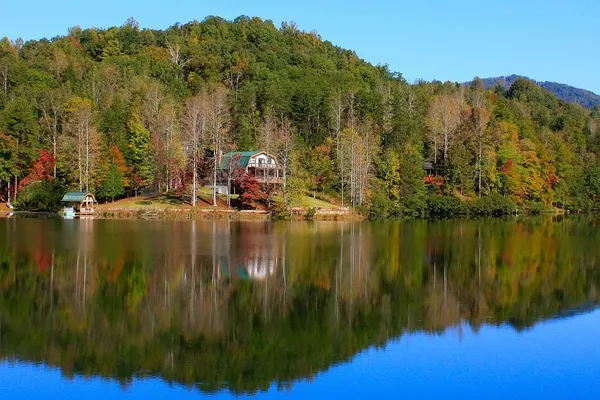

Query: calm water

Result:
[0,217,599,398]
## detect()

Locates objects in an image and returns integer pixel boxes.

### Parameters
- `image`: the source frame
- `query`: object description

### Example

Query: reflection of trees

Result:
[0,217,599,394]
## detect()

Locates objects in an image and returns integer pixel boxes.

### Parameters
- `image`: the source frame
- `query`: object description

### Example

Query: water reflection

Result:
[0,217,599,394]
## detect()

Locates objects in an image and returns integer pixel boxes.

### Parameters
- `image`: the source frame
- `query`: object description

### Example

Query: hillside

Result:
[476,74,600,109]
[1,17,600,217]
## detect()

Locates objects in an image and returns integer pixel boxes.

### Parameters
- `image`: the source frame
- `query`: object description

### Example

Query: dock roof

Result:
[61,192,91,202]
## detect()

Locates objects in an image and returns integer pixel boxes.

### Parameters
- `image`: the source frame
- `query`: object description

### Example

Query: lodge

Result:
[212,151,284,194]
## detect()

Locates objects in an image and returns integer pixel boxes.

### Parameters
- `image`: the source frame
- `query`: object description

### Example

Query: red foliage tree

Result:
[236,173,266,209]
[19,150,55,188]
[424,175,444,186]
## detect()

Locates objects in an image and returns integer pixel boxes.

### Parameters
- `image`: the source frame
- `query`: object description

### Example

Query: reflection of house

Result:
[219,151,283,185]
[218,256,278,281]
[245,257,277,280]
[61,192,97,217]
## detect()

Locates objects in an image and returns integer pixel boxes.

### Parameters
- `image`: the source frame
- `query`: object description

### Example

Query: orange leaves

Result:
[424,175,444,186]
[108,145,130,186]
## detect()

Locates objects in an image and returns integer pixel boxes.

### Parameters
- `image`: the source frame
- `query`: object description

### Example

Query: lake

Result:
[0,217,599,398]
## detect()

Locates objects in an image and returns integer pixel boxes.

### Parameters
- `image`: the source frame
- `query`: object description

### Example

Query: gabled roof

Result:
[220,151,261,169]
[61,192,94,202]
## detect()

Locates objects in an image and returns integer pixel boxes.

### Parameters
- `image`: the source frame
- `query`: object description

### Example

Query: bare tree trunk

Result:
[192,151,197,207]
[478,140,482,197]
[78,123,83,192]
[1,67,7,100]
[212,150,217,207]
[13,139,19,201]
[443,128,449,165]
[85,117,90,192]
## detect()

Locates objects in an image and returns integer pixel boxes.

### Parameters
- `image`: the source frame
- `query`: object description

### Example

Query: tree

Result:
[449,142,473,197]
[275,117,294,207]
[304,142,335,196]
[156,103,184,193]
[0,37,18,101]
[100,164,125,202]
[426,93,463,167]
[63,96,99,192]
[471,105,491,197]
[339,120,380,208]
[15,150,61,212]
[127,111,153,196]
[20,149,55,186]
[236,173,265,209]
[98,145,128,202]
[374,148,402,216]
[206,84,230,207]
[226,154,244,207]
[181,93,208,206]
[398,142,427,214]
[1,96,39,200]
[37,88,68,178]
[0,133,16,201]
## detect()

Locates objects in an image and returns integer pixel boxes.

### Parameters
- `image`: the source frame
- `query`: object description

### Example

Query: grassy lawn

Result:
[99,190,340,211]
[98,187,243,210]
[272,194,341,209]
[97,194,191,210]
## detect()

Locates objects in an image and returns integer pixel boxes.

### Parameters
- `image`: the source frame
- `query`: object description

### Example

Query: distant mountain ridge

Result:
[476,75,600,109]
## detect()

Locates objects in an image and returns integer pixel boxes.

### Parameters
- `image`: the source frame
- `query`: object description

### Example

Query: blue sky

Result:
[2,0,598,93]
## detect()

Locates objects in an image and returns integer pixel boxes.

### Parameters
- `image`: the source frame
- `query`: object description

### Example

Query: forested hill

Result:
[476,75,600,109]
[1,17,600,217]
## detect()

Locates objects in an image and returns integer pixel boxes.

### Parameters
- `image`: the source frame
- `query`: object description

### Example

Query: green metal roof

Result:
[219,151,261,170]
[61,192,89,202]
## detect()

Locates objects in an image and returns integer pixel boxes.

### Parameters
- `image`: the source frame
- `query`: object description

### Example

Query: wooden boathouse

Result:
[61,192,97,217]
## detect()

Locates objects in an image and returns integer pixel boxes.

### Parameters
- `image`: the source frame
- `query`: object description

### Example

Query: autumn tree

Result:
[2,96,40,199]
[37,88,68,178]
[181,93,208,206]
[275,117,294,206]
[236,173,265,209]
[206,84,229,207]
[98,146,128,202]
[0,133,16,201]
[0,37,18,101]
[127,110,153,196]
[62,97,101,192]
[426,93,463,167]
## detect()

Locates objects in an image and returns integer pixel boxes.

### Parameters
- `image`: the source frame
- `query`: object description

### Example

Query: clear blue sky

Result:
[2,0,598,93]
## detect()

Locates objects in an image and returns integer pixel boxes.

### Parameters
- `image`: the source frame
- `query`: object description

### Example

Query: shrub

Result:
[522,201,547,215]
[468,193,516,216]
[14,181,64,212]
[427,195,468,216]
[304,207,316,220]
[426,193,516,217]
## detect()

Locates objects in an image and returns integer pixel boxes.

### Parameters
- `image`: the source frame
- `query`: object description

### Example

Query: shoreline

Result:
[1,208,363,221]
[95,207,364,221]
[3,208,587,222]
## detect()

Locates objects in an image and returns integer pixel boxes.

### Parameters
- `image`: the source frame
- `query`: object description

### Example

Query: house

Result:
[218,151,283,186]
[423,162,445,186]
[61,192,97,218]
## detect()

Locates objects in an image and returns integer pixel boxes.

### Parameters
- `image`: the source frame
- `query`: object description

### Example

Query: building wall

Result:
[250,153,276,166]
